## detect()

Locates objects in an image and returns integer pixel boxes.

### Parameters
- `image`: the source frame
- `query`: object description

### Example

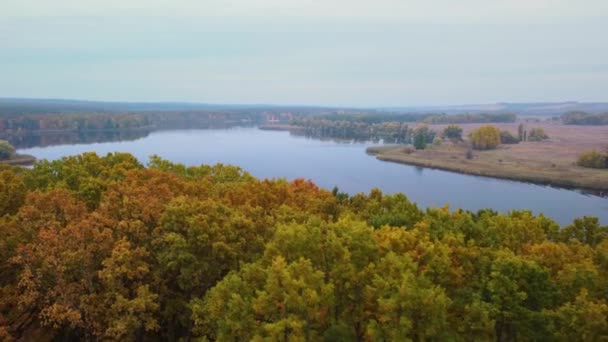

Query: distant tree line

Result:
[6,130,151,150]
[423,112,517,124]
[307,112,518,125]
[290,118,421,144]
[0,111,266,136]
[289,118,440,146]
[562,112,608,125]
[312,113,430,124]
[0,113,152,133]
[290,113,517,143]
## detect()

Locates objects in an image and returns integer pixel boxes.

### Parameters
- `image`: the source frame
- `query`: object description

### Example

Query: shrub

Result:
[469,125,501,150]
[577,150,608,169]
[432,137,443,146]
[528,128,549,141]
[500,130,519,144]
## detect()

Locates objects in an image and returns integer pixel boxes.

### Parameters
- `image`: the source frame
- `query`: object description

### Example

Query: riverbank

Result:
[1,153,36,166]
[367,123,608,192]
[258,124,300,131]
[0,125,157,138]
[368,143,608,192]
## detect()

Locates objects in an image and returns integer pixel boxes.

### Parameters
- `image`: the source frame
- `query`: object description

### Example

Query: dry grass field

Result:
[368,122,608,191]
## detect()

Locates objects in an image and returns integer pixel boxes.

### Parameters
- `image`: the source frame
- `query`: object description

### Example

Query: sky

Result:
[2,0,608,107]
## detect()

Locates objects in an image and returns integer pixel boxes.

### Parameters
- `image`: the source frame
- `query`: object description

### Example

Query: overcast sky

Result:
[2,0,607,106]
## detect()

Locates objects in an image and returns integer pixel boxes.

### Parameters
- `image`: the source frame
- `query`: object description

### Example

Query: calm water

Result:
[17,127,608,226]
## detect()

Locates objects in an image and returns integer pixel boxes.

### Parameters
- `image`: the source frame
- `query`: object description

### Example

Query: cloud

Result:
[1,0,607,105]
[4,0,608,22]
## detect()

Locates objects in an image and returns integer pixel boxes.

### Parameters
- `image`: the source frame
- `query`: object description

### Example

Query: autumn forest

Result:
[0,153,606,341]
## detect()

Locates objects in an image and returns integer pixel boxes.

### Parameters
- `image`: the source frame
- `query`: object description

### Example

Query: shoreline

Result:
[1,153,36,166]
[258,124,300,131]
[367,146,608,193]
[0,125,157,138]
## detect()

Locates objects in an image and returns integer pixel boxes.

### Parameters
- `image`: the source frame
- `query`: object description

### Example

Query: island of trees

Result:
[0,140,35,165]
[0,153,607,341]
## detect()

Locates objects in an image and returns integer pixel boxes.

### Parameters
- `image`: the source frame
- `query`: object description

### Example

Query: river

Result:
[17,127,608,226]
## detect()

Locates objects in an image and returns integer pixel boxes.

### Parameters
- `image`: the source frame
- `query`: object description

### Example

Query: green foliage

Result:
[290,113,509,143]
[443,124,463,140]
[413,125,435,150]
[562,111,608,125]
[0,152,606,341]
[560,216,608,246]
[424,113,517,124]
[528,127,549,141]
[500,130,519,144]
[577,150,608,169]
[0,140,15,160]
[0,168,26,216]
[469,125,501,150]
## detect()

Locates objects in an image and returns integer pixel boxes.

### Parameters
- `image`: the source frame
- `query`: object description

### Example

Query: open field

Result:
[368,123,608,191]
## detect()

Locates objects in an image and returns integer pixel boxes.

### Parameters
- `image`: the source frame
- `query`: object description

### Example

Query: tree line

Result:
[289,112,517,143]
[0,113,152,134]
[561,112,608,125]
[0,111,265,136]
[0,153,607,341]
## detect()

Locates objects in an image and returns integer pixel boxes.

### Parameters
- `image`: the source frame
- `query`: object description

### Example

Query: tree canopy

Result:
[0,152,606,341]
[470,125,501,150]
[0,140,15,160]
[443,124,463,140]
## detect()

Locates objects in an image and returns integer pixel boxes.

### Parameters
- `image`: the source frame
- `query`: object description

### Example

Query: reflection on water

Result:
[288,129,409,145]
[4,124,256,149]
[6,130,152,149]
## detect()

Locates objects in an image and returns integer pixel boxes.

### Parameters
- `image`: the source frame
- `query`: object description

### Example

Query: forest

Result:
[0,153,607,341]
[0,111,265,136]
[561,112,608,125]
[289,113,517,142]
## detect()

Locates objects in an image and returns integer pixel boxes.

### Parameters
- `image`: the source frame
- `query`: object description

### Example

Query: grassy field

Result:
[368,122,608,191]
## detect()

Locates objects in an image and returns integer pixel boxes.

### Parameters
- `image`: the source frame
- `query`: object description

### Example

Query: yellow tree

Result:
[469,125,501,150]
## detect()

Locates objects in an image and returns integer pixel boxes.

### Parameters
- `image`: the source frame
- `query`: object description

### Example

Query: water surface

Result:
[18,127,608,226]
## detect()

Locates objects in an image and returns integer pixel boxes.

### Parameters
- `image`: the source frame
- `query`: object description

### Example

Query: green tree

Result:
[443,124,463,140]
[0,140,15,160]
[545,289,608,340]
[364,252,452,341]
[500,130,519,144]
[413,125,435,150]
[559,216,607,247]
[528,128,549,141]
[193,257,333,341]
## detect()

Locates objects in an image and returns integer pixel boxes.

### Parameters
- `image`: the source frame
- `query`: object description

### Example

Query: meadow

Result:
[368,122,608,191]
